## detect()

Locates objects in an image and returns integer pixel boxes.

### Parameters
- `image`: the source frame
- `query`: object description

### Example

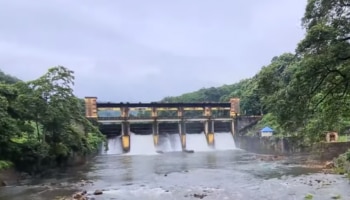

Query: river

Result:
[0,133,349,200]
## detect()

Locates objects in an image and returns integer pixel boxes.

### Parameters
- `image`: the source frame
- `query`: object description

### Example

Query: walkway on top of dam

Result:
[96,101,231,108]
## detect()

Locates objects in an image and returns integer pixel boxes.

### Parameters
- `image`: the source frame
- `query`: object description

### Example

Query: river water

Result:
[0,133,349,200]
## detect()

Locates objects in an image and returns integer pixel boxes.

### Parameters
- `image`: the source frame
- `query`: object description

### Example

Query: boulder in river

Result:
[0,180,7,187]
[183,149,194,153]
[72,190,88,200]
[324,161,335,169]
[193,193,207,199]
[93,189,103,195]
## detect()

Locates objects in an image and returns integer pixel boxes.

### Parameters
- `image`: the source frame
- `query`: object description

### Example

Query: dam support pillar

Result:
[179,120,186,151]
[230,98,240,139]
[230,117,238,137]
[152,120,159,148]
[178,107,186,151]
[152,107,159,148]
[121,121,130,153]
[203,107,215,147]
[204,119,215,147]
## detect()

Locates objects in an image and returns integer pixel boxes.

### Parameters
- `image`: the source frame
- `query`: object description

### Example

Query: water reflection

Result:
[206,152,217,169]
[121,156,133,182]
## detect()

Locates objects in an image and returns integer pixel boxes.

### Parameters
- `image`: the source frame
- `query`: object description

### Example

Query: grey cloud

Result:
[0,0,306,102]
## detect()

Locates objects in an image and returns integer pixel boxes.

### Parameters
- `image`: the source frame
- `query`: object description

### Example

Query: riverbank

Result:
[333,149,350,176]
[0,168,22,187]
[0,152,99,188]
[23,150,349,200]
[0,160,18,186]
[0,147,345,188]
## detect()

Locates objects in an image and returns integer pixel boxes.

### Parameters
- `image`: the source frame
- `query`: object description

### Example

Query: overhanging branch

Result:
[339,36,350,41]
[326,67,347,79]
[313,81,343,110]
[310,70,332,94]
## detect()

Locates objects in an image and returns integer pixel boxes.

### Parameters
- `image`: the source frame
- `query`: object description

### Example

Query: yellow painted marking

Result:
[153,134,159,146]
[180,134,186,149]
[121,135,130,151]
[206,133,215,146]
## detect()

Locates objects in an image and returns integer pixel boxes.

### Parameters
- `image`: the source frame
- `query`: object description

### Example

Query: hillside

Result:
[160,66,266,116]
[161,40,350,141]
[157,1,350,142]
[0,69,21,84]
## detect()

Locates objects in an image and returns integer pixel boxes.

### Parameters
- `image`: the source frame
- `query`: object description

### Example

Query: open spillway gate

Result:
[85,97,246,153]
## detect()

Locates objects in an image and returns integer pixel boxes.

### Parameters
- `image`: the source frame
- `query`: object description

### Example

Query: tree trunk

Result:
[35,120,41,142]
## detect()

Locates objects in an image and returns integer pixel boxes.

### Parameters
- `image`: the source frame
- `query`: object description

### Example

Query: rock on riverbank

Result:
[0,168,24,186]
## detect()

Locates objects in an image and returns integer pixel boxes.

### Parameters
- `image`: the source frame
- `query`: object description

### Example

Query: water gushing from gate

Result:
[103,132,236,155]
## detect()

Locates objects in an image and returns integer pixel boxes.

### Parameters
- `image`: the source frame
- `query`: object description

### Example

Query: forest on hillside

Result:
[161,0,350,142]
[0,67,105,172]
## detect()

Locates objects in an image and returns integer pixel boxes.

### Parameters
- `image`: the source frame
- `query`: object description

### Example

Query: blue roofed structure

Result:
[260,126,273,137]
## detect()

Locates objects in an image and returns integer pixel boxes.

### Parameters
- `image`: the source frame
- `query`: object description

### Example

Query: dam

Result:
[84,97,260,153]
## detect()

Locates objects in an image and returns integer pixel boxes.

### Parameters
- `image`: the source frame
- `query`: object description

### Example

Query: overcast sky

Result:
[0,0,306,102]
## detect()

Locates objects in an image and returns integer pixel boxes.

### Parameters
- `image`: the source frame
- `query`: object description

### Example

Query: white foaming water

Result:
[127,133,158,155]
[157,134,182,152]
[103,136,122,155]
[103,132,236,155]
[214,132,236,150]
[185,132,214,152]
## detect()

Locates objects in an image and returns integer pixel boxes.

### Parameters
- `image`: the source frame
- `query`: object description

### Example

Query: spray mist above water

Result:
[103,132,236,155]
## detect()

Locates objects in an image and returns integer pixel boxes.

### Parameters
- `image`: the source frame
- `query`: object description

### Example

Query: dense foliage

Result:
[0,67,105,173]
[161,0,350,143]
[334,149,350,174]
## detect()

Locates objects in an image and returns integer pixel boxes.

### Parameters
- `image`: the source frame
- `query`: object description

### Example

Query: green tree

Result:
[270,0,350,140]
[0,66,105,173]
[297,0,350,110]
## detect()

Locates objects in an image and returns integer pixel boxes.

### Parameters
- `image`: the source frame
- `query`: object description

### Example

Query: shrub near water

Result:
[333,150,350,175]
[0,160,13,171]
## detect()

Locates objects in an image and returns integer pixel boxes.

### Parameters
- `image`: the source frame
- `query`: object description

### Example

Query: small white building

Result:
[260,126,273,137]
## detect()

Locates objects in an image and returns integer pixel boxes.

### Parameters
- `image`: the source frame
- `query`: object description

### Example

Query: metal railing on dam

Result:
[84,97,260,153]
[97,116,234,123]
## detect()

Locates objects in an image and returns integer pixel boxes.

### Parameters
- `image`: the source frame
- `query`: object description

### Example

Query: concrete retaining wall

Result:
[235,136,350,161]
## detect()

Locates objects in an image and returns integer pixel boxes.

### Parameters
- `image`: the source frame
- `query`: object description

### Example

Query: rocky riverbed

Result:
[1,134,349,200]
[0,151,346,200]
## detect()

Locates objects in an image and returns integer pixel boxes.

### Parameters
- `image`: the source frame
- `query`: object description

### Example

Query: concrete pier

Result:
[121,121,130,153]
[203,106,215,147]
[204,119,215,147]
[177,107,187,151]
[152,120,159,147]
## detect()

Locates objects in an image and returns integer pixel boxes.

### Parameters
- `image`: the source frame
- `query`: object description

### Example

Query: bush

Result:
[333,149,350,175]
[86,132,106,152]
[11,140,50,172]
[0,160,13,171]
